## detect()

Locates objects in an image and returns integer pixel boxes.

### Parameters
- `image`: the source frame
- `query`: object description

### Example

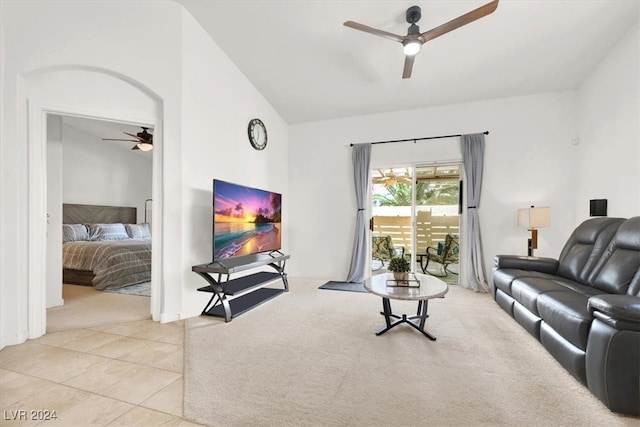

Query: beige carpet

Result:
[184,278,638,427]
[47,284,150,332]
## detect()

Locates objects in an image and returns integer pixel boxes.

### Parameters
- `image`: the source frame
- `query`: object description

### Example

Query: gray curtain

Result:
[461,134,489,292]
[346,143,372,283]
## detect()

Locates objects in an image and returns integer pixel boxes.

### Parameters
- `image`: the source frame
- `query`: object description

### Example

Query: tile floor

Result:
[0,319,206,426]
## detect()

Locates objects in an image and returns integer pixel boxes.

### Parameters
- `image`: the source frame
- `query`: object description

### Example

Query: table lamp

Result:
[518,206,550,256]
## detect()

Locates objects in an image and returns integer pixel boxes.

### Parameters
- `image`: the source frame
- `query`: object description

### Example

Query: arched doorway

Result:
[25,66,164,339]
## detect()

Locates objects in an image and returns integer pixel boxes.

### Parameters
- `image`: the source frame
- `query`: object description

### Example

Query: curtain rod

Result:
[349,131,489,147]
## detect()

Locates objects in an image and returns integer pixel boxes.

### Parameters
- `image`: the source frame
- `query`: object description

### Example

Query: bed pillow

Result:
[62,224,90,242]
[125,223,151,239]
[88,223,130,241]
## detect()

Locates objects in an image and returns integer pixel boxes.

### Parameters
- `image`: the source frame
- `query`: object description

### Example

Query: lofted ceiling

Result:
[177,0,639,124]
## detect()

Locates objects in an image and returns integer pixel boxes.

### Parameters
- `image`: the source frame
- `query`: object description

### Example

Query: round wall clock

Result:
[248,118,267,150]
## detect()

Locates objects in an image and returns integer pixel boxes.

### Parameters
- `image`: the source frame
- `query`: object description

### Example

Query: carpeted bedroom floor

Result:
[47,284,151,332]
[184,278,639,427]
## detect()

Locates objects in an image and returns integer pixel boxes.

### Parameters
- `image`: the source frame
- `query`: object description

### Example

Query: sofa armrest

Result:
[588,294,640,327]
[589,294,640,333]
[586,301,640,415]
[493,255,558,274]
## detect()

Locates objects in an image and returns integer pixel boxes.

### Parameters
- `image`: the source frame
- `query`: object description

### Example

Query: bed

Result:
[62,203,152,290]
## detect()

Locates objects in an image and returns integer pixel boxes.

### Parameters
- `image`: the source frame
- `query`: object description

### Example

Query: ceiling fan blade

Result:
[102,138,138,142]
[343,21,405,43]
[420,0,499,44]
[124,132,146,142]
[402,55,415,79]
[131,144,140,151]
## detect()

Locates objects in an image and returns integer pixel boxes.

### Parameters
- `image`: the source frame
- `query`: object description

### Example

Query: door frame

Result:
[27,100,162,339]
[370,162,462,279]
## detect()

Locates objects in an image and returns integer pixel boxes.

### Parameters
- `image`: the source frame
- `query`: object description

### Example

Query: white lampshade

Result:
[137,142,153,152]
[518,206,550,228]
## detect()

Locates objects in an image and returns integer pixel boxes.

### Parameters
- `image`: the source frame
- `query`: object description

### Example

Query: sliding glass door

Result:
[371,164,460,284]
[371,168,413,272]
[414,164,460,283]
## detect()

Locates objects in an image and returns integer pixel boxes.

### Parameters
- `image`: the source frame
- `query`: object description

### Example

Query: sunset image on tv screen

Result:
[213,180,282,260]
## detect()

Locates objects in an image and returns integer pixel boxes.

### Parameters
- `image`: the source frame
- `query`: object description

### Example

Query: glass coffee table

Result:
[364,273,448,341]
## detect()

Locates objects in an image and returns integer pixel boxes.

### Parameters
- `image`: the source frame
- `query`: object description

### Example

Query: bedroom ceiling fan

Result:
[102,127,153,151]
[343,0,499,79]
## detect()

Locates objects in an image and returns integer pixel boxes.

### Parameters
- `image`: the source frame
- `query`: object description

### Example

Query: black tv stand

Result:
[192,253,290,322]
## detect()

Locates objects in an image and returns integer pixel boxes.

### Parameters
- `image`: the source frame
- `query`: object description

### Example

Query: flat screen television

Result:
[212,179,282,261]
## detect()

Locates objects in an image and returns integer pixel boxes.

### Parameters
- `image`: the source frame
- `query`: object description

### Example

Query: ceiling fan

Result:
[343,0,499,79]
[102,127,153,151]
[373,169,412,186]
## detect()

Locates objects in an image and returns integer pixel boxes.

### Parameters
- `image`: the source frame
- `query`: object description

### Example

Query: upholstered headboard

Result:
[62,204,137,224]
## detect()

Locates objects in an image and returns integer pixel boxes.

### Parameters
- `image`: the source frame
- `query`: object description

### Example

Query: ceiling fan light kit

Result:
[344,0,499,79]
[137,142,153,152]
[403,39,422,56]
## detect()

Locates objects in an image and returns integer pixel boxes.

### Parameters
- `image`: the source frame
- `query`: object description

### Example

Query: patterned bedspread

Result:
[62,239,151,290]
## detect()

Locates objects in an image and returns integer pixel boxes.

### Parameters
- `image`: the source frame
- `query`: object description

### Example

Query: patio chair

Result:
[418,234,459,276]
[372,235,405,270]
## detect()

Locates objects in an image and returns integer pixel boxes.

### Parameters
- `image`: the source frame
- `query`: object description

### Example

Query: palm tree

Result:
[422,181,459,205]
[373,183,416,206]
[373,180,458,206]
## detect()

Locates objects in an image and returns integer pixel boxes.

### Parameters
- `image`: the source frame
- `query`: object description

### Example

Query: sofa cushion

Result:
[512,277,601,315]
[627,271,640,297]
[587,217,640,295]
[537,291,593,350]
[493,269,556,297]
[556,218,625,284]
[553,280,605,298]
[511,278,567,315]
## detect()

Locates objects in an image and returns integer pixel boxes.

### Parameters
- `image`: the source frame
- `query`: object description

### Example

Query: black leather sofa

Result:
[492,216,640,415]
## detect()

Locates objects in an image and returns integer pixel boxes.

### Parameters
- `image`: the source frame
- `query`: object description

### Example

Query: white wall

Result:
[1,0,177,347]
[179,10,290,319]
[289,91,579,281]
[0,1,288,348]
[60,122,153,222]
[576,21,640,219]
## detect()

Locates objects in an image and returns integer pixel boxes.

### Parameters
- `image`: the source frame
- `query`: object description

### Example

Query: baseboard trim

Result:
[1,330,30,350]
[160,312,181,323]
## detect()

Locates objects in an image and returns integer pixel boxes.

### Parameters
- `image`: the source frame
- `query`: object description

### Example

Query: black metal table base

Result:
[376,298,436,341]
[193,255,289,323]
